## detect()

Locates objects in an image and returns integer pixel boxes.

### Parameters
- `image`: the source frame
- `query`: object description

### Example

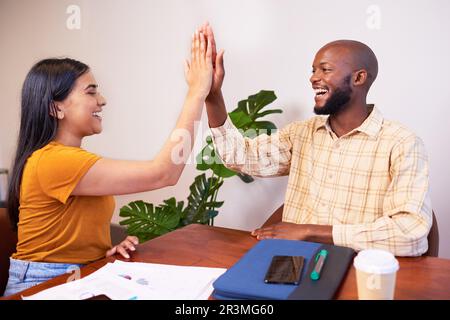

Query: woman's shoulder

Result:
[27,141,100,174]
[37,141,98,159]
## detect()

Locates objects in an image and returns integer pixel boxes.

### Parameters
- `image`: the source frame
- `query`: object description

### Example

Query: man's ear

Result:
[353,69,368,87]
[49,101,64,120]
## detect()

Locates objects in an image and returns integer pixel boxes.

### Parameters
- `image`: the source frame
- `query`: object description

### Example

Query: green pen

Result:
[310,249,328,281]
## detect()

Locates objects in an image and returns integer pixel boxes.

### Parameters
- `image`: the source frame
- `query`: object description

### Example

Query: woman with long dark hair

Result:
[4,28,214,296]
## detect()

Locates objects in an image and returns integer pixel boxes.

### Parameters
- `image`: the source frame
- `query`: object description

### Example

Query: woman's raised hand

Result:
[184,26,213,100]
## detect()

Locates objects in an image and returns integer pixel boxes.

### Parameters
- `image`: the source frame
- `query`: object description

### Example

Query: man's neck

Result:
[328,100,370,138]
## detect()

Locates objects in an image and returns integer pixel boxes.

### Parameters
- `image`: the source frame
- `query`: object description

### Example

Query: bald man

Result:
[201,25,431,257]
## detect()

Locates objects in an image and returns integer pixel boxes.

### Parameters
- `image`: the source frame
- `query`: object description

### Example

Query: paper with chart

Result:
[103,260,226,299]
[22,260,226,300]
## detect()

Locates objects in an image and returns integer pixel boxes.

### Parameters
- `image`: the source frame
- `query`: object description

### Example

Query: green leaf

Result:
[208,209,219,220]
[236,99,249,114]
[246,99,258,114]
[229,110,253,128]
[196,141,232,173]
[196,143,216,171]
[119,199,183,243]
[182,174,224,225]
[211,162,237,178]
[248,90,277,115]
[250,121,277,131]
[204,201,224,208]
[253,109,283,119]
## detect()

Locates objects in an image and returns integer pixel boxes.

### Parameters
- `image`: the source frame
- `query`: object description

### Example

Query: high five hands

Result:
[198,22,225,100]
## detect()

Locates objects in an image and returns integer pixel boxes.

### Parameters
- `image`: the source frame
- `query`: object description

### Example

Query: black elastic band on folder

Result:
[287,244,355,300]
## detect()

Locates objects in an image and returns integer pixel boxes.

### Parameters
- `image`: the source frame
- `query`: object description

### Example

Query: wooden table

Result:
[3,224,450,300]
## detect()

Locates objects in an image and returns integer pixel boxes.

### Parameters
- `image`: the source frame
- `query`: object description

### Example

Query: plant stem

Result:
[209,176,223,226]
[207,172,216,226]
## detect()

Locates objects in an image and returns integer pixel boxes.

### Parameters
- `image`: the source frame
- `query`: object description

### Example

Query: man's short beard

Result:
[314,75,352,115]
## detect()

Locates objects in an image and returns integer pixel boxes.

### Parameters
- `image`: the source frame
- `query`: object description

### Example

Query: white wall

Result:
[1,0,449,257]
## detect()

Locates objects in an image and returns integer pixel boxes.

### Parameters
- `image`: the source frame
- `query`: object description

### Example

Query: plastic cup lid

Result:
[353,249,399,274]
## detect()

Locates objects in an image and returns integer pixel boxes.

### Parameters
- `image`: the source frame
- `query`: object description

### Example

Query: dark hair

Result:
[7,58,89,229]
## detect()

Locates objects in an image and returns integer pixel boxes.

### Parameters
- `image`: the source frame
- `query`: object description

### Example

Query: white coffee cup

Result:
[353,249,399,300]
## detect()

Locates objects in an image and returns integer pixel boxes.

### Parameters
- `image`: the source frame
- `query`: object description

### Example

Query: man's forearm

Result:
[205,90,228,128]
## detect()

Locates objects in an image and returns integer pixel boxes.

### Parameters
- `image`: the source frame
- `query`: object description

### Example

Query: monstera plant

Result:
[119,90,283,242]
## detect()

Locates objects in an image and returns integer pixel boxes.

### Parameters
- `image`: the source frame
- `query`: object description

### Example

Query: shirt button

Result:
[334,142,340,149]
[328,174,333,179]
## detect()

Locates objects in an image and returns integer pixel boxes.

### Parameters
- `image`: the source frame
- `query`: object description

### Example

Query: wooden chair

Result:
[110,223,128,246]
[0,207,17,296]
[426,211,439,257]
[262,204,439,257]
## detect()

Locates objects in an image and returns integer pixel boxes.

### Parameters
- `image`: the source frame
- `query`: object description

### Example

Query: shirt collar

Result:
[355,105,383,137]
[314,105,383,138]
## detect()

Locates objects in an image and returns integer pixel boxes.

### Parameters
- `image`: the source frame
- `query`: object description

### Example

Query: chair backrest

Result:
[0,207,18,296]
[261,204,284,228]
[110,223,128,246]
[425,211,439,257]
[262,205,439,257]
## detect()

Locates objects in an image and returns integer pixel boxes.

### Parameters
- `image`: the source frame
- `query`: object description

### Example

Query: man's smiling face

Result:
[310,45,355,115]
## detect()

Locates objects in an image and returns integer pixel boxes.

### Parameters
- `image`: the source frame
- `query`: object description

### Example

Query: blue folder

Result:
[212,239,354,300]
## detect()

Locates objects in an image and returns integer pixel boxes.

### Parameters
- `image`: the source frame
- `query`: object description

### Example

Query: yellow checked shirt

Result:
[210,106,432,256]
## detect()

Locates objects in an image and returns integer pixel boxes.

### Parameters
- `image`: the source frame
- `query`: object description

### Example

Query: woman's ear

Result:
[49,101,64,120]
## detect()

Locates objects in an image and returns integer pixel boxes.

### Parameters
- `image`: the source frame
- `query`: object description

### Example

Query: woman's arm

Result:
[72,29,213,196]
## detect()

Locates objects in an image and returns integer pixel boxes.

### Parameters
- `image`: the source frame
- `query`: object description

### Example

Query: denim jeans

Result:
[3,258,84,297]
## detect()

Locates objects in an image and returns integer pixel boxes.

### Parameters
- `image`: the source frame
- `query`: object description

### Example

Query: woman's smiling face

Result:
[55,71,107,139]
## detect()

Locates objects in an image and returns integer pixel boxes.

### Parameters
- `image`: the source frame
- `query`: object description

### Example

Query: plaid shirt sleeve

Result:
[210,116,293,177]
[332,135,432,256]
